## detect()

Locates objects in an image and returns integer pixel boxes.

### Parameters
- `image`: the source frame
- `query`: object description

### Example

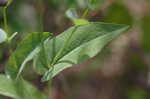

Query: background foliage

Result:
[0,0,150,99]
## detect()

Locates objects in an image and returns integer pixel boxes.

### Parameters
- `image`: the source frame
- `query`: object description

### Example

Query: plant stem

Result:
[81,8,89,18]
[3,7,9,33]
[38,0,44,32]
[3,2,17,75]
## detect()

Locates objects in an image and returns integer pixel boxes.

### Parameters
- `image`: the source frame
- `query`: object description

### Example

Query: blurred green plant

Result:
[104,2,133,25]
[141,15,150,53]
[127,88,149,99]
[0,0,129,98]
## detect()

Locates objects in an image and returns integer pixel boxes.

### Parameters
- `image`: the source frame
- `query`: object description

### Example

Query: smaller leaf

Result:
[6,32,52,79]
[0,74,46,99]
[0,75,18,98]
[34,22,129,81]
[0,29,7,43]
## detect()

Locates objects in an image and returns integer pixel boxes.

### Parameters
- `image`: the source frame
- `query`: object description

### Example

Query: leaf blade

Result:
[6,32,52,79]
[50,25,129,77]
[34,22,129,81]
[0,75,18,98]
[0,74,47,99]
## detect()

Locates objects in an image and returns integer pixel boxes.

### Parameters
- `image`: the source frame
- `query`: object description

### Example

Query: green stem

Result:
[38,0,44,32]
[3,7,8,33]
[2,6,13,57]
[81,8,89,19]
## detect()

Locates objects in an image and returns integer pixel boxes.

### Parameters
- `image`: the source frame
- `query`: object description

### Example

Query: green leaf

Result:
[0,74,46,99]
[0,75,18,98]
[0,29,7,43]
[5,32,52,79]
[34,22,129,81]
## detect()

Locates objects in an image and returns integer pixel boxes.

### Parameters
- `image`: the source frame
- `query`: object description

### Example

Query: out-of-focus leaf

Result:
[0,74,46,99]
[5,32,52,79]
[129,53,147,72]
[141,15,150,53]
[34,22,129,81]
[49,0,77,8]
[14,78,47,99]
[104,2,133,25]
[127,88,148,99]
[49,0,103,10]
[87,0,104,10]
[0,75,18,98]
[0,29,7,44]
[76,0,88,8]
